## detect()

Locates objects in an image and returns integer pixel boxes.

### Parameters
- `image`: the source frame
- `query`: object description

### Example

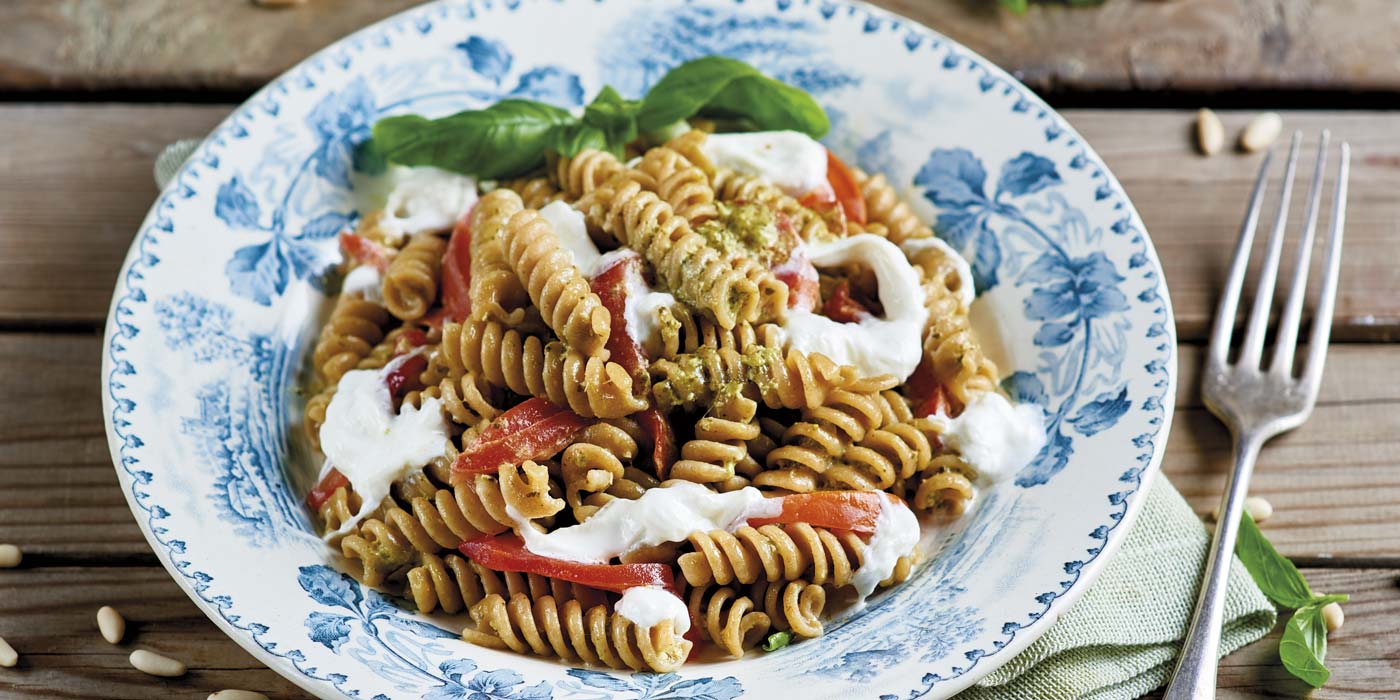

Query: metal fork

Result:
[1164,131,1350,700]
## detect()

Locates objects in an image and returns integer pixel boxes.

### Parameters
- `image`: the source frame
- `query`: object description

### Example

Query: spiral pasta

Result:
[500,208,611,355]
[382,232,447,321]
[823,391,933,491]
[749,579,826,639]
[500,176,564,209]
[911,243,999,408]
[561,422,638,521]
[711,167,832,242]
[311,292,391,386]
[448,318,647,419]
[671,390,761,491]
[655,305,781,361]
[575,173,759,329]
[759,387,893,493]
[687,585,770,657]
[552,149,629,200]
[466,592,691,672]
[469,190,534,326]
[406,551,606,615]
[853,167,933,245]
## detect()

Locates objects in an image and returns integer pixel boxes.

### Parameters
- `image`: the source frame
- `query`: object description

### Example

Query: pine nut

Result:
[0,544,20,568]
[210,692,270,700]
[97,606,126,644]
[129,649,186,677]
[1244,496,1274,523]
[0,635,16,667]
[1195,108,1225,155]
[1322,602,1345,632]
[1240,112,1282,152]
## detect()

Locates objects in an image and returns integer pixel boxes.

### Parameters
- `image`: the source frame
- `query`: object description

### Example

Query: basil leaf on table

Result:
[1234,511,1315,609]
[371,100,575,179]
[1280,604,1331,688]
[637,56,829,138]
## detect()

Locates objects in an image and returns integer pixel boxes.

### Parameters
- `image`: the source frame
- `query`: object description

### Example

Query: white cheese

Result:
[850,495,921,608]
[340,264,383,303]
[539,201,603,276]
[594,249,677,356]
[777,234,928,381]
[616,587,691,634]
[358,165,478,244]
[900,236,976,308]
[701,130,828,195]
[512,482,781,564]
[319,354,450,538]
[927,392,1046,484]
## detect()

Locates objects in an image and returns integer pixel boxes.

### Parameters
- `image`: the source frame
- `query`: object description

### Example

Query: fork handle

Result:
[1164,432,1265,700]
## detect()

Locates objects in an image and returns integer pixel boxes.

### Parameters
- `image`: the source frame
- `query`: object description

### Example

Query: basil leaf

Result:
[762,630,792,652]
[372,100,576,179]
[581,86,641,155]
[637,56,829,138]
[1234,511,1314,609]
[1280,605,1330,688]
[1312,593,1350,606]
[546,122,610,159]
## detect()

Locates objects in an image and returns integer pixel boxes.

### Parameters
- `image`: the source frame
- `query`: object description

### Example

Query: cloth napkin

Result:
[154,141,1278,700]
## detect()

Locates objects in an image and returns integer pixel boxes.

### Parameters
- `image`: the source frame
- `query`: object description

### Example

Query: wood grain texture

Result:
[0,105,227,325]
[2,106,1398,338]
[2,1,1399,94]
[2,332,1398,562]
[0,566,1393,700]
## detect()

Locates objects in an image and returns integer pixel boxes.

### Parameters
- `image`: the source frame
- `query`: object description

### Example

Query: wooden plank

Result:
[2,106,1397,336]
[3,333,1399,562]
[0,567,312,700]
[2,1,1399,95]
[0,105,227,325]
[0,566,1393,699]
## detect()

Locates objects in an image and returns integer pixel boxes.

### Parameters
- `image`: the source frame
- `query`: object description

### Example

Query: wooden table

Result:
[1,2,1398,698]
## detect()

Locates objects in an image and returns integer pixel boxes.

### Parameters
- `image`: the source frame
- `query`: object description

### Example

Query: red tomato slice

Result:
[798,180,837,211]
[306,468,350,510]
[747,491,886,534]
[384,354,428,398]
[589,252,650,382]
[440,210,474,321]
[399,329,430,348]
[821,280,874,323]
[637,406,677,479]
[772,246,820,312]
[338,231,392,273]
[457,535,674,593]
[824,150,867,226]
[452,398,590,482]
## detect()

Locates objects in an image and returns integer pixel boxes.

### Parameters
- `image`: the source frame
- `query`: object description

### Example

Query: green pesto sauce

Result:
[695,202,778,260]
[742,345,782,395]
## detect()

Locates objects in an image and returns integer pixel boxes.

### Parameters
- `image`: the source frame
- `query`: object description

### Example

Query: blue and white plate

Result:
[101,1,1176,698]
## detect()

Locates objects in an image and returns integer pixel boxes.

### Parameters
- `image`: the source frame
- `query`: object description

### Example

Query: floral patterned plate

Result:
[101,1,1176,698]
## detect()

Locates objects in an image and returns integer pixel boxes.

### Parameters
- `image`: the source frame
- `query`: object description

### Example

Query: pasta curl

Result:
[759,388,892,493]
[853,168,933,245]
[553,149,629,200]
[912,243,998,408]
[671,390,761,491]
[312,292,391,386]
[561,422,639,521]
[500,208,611,355]
[501,176,564,210]
[406,551,604,615]
[679,523,862,588]
[749,579,826,639]
[448,318,648,419]
[687,585,770,657]
[382,232,447,321]
[469,190,534,326]
[467,593,692,672]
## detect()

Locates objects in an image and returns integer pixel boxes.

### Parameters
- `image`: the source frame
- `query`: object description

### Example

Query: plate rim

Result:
[99,1,1180,698]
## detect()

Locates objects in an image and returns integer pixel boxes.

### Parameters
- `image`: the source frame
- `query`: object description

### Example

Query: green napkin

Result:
[153,141,1277,700]
[960,478,1277,700]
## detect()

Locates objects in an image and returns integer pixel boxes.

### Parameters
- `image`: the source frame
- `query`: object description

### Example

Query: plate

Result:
[101,1,1176,698]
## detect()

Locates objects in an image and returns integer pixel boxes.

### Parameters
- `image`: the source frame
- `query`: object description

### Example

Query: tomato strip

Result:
[589,252,650,382]
[747,491,885,534]
[440,210,474,321]
[824,149,867,225]
[822,280,874,323]
[384,354,428,398]
[338,231,392,273]
[458,535,673,593]
[637,407,677,479]
[452,399,590,481]
[306,468,349,510]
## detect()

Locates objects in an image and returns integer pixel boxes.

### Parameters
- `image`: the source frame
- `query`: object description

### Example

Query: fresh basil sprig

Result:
[636,56,829,136]
[1235,511,1348,688]
[364,56,828,180]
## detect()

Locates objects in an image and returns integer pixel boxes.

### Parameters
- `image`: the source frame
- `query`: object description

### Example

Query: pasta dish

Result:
[299,57,1046,672]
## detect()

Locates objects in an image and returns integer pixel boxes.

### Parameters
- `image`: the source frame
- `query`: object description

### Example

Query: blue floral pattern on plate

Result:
[102,2,1175,699]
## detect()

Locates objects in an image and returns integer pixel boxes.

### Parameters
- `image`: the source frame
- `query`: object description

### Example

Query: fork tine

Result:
[1238,133,1303,367]
[1302,142,1349,389]
[1271,131,1330,375]
[1209,150,1274,368]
